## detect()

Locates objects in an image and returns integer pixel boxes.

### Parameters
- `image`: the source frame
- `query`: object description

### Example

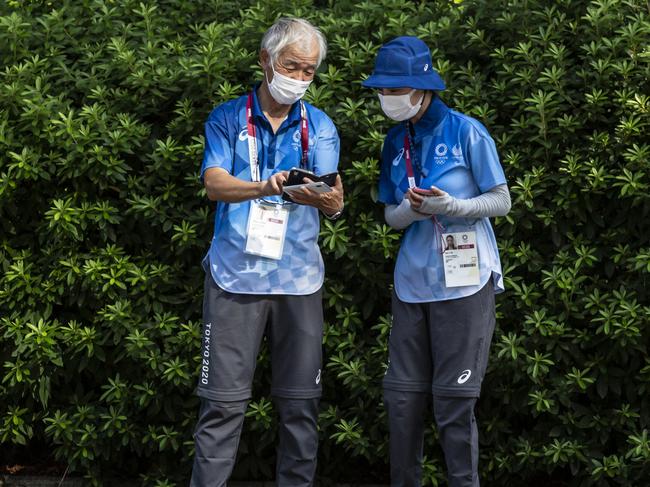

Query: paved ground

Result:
[229,484,388,487]
[0,477,388,487]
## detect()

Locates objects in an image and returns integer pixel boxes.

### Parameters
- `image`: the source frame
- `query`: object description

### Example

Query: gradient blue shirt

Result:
[378,96,507,303]
[201,88,340,295]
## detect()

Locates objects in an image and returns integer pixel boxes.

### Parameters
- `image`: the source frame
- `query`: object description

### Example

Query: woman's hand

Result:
[406,185,449,213]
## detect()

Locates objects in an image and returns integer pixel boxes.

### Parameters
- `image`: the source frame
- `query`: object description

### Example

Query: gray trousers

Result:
[190,273,323,486]
[384,281,496,487]
[191,397,319,487]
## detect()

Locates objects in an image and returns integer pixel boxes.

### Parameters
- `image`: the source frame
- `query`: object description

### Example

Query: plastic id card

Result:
[442,231,480,287]
[245,201,289,260]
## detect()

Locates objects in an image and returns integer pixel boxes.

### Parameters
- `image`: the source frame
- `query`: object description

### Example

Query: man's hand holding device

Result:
[282,168,344,219]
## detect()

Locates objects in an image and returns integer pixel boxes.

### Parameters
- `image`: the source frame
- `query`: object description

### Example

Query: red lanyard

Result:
[299,106,308,164]
[403,128,446,252]
[246,92,308,182]
[403,131,416,189]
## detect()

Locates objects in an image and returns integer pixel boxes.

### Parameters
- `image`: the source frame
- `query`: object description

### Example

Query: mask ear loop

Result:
[409,89,425,111]
[263,59,274,86]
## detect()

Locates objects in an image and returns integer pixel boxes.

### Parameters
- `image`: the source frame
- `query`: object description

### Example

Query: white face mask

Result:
[265,62,312,105]
[378,89,423,121]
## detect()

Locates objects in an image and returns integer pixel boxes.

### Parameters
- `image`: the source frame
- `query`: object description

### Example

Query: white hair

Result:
[261,17,327,67]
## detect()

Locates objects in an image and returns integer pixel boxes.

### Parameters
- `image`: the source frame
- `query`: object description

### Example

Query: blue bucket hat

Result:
[362,36,446,91]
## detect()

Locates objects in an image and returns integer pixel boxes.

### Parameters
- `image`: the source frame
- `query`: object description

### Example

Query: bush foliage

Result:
[1,0,649,485]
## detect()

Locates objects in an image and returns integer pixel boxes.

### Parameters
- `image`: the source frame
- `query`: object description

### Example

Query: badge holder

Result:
[441,231,480,287]
[244,201,289,260]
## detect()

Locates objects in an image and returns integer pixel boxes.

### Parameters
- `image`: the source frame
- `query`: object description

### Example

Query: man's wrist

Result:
[257,181,267,198]
[323,202,344,220]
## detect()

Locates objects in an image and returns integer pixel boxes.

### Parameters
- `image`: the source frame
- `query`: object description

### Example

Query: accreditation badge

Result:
[442,231,480,287]
[244,201,289,260]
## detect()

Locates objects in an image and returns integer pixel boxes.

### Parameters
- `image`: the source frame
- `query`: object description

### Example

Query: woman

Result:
[362,37,511,487]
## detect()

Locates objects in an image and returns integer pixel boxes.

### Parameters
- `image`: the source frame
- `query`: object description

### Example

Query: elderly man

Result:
[190,17,344,487]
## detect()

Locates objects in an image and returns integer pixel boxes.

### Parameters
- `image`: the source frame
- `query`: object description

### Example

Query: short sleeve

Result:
[378,139,398,205]
[466,127,507,193]
[200,108,234,181]
[312,115,340,175]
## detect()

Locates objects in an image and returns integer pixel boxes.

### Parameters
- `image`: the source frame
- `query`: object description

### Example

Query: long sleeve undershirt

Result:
[384,184,511,230]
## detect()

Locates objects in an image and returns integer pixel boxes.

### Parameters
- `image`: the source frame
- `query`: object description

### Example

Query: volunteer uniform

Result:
[191,87,339,486]
[364,37,508,487]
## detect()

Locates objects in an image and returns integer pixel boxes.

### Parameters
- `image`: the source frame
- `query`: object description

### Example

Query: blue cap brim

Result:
[362,72,446,91]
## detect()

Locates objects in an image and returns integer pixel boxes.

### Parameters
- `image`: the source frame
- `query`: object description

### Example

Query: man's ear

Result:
[259,49,270,68]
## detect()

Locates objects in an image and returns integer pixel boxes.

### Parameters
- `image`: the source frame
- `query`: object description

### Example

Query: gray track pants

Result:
[191,397,319,487]
[384,281,496,487]
[190,272,323,486]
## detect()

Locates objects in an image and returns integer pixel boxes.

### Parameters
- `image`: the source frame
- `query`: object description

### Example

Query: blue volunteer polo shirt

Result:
[378,96,507,303]
[201,88,340,295]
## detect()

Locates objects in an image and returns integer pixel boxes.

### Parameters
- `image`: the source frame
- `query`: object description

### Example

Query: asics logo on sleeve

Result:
[457,369,472,384]
[392,148,405,166]
[315,369,321,385]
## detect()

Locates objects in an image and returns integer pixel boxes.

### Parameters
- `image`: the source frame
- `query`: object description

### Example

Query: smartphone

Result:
[412,187,434,196]
[286,168,338,187]
[315,172,338,187]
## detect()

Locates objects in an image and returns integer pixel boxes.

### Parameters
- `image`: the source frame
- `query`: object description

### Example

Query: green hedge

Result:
[1,0,649,485]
